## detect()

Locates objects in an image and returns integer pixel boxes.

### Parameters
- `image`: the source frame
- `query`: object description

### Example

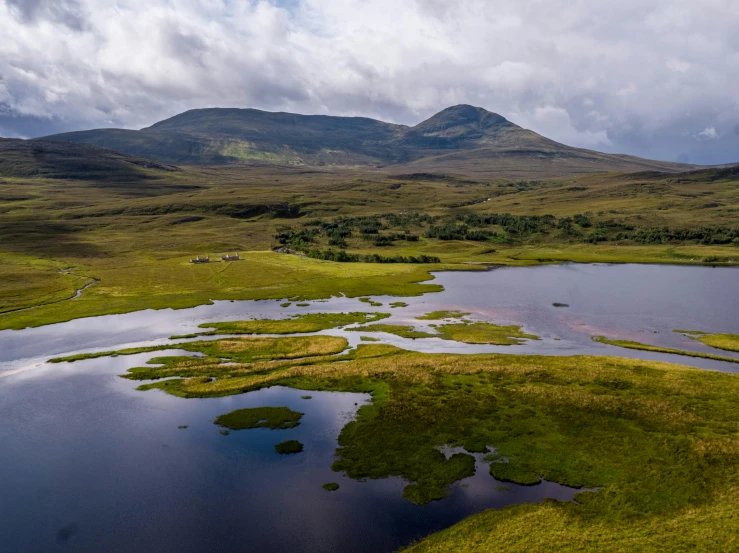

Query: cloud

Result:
[0,0,737,164]
[5,0,87,30]
[697,127,719,141]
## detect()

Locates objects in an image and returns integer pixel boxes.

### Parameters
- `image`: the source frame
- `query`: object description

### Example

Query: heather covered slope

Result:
[41,105,695,176]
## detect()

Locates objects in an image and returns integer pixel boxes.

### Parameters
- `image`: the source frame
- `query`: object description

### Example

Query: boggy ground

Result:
[72,333,739,550]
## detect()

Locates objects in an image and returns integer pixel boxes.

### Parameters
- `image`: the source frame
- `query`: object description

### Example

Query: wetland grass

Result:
[214,406,303,431]
[50,335,349,365]
[322,482,340,491]
[347,324,438,340]
[593,335,739,363]
[435,322,540,345]
[189,312,390,337]
[417,310,471,320]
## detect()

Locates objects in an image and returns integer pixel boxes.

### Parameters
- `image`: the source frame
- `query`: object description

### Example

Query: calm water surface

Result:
[1,264,738,552]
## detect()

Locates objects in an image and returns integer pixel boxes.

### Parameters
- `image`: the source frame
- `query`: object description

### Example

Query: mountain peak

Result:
[417,105,515,131]
[400,104,519,149]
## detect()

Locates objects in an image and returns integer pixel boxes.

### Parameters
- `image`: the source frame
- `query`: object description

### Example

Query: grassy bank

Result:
[676,330,739,353]
[593,335,739,364]
[0,252,445,330]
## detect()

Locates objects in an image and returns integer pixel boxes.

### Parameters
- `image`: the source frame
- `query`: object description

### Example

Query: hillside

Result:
[0,138,178,181]
[41,105,695,177]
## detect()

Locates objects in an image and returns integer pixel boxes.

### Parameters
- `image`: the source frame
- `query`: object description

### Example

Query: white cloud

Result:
[697,126,719,140]
[0,0,737,162]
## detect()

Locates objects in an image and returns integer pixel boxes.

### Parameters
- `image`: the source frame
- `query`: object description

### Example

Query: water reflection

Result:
[0,354,580,553]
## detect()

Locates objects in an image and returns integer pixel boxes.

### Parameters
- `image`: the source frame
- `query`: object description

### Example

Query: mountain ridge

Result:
[38,104,697,177]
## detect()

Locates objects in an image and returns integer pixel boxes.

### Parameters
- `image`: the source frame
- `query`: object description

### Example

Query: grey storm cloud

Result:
[0,0,738,164]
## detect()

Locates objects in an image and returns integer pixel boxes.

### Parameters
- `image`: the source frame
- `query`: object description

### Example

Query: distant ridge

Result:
[40,105,696,177]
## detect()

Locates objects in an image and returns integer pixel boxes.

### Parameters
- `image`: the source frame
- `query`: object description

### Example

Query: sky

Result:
[1,0,738,164]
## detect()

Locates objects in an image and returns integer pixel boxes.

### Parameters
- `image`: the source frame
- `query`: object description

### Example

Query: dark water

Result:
[1,264,738,552]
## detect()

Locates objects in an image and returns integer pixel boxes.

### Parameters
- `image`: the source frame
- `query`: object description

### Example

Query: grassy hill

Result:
[41,105,695,176]
[0,138,178,182]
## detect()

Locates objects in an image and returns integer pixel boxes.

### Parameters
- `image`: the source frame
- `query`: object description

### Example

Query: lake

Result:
[1,263,737,552]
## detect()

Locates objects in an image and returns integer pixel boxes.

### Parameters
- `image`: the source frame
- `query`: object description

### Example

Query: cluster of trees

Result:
[281,213,739,250]
[425,224,498,241]
[305,249,440,264]
[628,226,739,245]
[454,213,556,235]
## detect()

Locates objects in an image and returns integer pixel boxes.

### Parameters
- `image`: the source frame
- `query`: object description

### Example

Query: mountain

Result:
[0,138,178,181]
[41,105,695,177]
